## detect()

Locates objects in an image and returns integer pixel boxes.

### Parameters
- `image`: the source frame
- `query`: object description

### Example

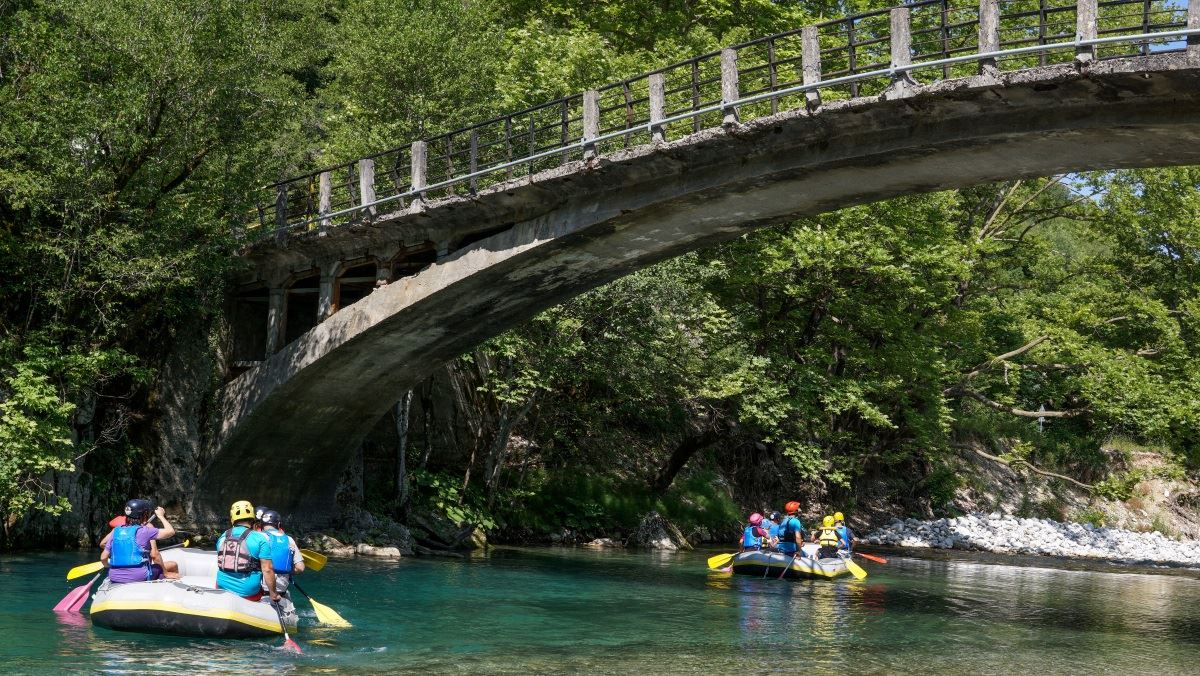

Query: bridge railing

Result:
[247,0,1199,243]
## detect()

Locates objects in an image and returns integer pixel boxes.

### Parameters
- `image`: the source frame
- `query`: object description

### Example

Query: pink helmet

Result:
[749,513,763,526]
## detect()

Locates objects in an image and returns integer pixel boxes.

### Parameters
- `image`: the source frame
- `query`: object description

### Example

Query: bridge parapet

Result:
[246,0,1199,243]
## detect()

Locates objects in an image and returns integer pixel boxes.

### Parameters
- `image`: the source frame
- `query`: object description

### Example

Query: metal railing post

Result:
[1076,0,1098,64]
[583,89,600,161]
[411,141,427,205]
[649,72,666,143]
[358,158,376,220]
[318,171,331,235]
[801,26,821,109]
[469,130,479,195]
[721,48,740,126]
[979,0,1000,76]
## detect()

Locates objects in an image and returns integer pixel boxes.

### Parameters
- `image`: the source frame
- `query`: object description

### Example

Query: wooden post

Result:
[720,48,739,126]
[411,141,427,204]
[358,159,375,220]
[1076,0,1098,64]
[583,89,600,161]
[318,171,331,235]
[801,26,821,109]
[649,72,666,143]
[978,0,1000,76]
[274,186,287,245]
[890,6,915,87]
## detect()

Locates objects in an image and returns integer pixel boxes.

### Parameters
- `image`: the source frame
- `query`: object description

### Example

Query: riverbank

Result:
[865,513,1200,567]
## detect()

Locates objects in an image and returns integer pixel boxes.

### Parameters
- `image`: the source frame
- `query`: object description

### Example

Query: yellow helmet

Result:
[823,515,835,528]
[834,511,845,522]
[229,500,255,524]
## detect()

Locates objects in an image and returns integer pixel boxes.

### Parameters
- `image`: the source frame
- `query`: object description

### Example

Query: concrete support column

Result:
[801,26,821,109]
[1076,0,1098,64]
[582,89,600,161]
[318,275,336,321]
[266,288,286,356]
[358,159,376,220]
[318,171,332,235]
[888,7,916,93]
[1188,0,1200,64]
[274,186,287,246]
[978,0,1000,77]
[720,48,740,126]
[376,264,391,288]
[411,141,427,206]
[649,72,666,143]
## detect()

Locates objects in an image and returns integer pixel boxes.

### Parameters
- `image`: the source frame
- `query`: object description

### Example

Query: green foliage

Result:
[1076,507,1107,528]
[1092,470,1146,502]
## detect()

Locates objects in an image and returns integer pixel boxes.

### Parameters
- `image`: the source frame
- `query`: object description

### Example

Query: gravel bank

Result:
[865,513,1200,566]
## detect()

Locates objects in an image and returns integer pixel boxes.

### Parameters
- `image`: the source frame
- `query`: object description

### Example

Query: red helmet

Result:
[749,513,763,526]
[785,500,801,514]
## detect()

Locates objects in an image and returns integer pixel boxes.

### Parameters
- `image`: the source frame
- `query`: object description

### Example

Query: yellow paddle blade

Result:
[301,549,327,572]
[845,557,868,580]
[66,560,104,581]
[309,596,352,627]
[706,552,735,570]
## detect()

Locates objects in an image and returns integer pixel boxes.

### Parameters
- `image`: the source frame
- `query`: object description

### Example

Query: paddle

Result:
[66,539,189,580]
[291,581,351,627]
[706,552,735,570]
[300,549,327,572]
[844,556,868,580]
[270,601,303,653]
[778,552,797,580]
[855,552,888,564]
[53,571,102,613]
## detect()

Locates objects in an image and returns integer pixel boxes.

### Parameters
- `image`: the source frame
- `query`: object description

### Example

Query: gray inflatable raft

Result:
[90,548,296,638]
[730,545,853,580]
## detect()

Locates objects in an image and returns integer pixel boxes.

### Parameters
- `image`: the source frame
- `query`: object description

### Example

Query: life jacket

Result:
[217,526,259,574]
[836,525,853,550]
[818,526,841,548]
[109,525,148,569]
[266,529,293,575]
[742,525,761,549]
[777,517,802,552]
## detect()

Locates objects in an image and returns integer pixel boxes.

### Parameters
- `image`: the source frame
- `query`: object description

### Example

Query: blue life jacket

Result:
[836,525,853,550]
[777,517,804,553]
[742,525,761,549]
[266,530,293,575]
[109,525,148,569]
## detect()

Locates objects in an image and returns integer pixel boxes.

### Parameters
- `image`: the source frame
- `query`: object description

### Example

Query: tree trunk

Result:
[485,396,535,508]
[394,390,413,517]
[650,422,724,494]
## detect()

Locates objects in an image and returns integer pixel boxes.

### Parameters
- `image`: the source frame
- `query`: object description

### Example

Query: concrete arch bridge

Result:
[197,0,1200,525]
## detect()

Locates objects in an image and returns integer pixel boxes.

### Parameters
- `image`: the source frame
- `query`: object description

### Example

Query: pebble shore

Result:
[865,513,1200,566]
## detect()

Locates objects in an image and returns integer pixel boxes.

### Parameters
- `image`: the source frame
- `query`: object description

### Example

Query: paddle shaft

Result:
[270,601,302,653]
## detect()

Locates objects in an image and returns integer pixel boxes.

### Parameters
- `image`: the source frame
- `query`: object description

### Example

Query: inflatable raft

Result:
[730,545,854,580]
[90,548,297,638]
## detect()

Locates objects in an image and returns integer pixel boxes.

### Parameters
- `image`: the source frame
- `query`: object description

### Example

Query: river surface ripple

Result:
[2,546,1198,674]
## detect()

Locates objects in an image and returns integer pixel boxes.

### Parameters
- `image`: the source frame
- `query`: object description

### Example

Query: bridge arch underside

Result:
[197,57,1200,526]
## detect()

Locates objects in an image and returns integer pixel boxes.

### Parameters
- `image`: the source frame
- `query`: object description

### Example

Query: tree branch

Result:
[948,387,1085,418]
[955,443,1093,491]
[963,335,1049,379]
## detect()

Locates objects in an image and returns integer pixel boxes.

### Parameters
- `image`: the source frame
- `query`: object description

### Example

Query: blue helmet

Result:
[124,498,153,522]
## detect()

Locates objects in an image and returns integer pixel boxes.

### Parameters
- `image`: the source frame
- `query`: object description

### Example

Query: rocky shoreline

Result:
[865,513,1200,567]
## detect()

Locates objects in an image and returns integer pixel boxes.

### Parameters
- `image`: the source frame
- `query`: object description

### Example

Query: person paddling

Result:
[834,511,854,554]
[765,511,782,549]
[215,500,280,604]
[258,508,304,615]
[776,501,807,559]
[739,513,767,552]
[100,499,179,583]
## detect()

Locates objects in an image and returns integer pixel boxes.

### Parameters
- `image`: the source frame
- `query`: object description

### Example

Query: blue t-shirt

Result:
[776,517,805,553]
[768,523,781,540]
[836,525,854,550]
[215,525,272,596]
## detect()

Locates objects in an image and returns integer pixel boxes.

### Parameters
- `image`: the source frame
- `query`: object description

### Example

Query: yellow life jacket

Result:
[818,526,841,548]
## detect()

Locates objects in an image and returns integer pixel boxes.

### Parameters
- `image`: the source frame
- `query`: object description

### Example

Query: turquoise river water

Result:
[2,546,1198,674]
